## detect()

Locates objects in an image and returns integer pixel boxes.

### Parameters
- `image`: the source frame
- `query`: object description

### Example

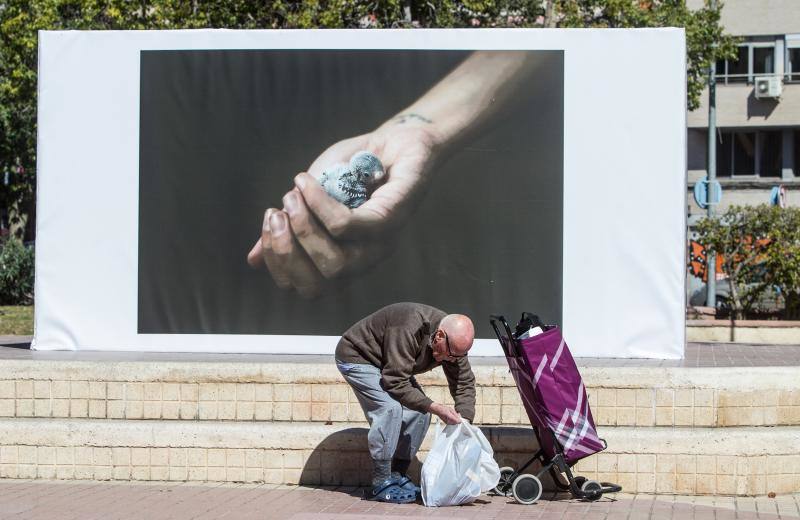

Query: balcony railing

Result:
[714,72,800,85]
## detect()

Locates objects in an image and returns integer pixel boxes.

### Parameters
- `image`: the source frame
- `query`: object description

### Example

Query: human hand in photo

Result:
[429,402,462,425]
[246,51,542,297]
[246,123,440,298]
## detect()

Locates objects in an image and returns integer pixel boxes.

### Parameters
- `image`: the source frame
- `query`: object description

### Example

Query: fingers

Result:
[445,412,461,425]
[447,407,461,425]
[246,238,263,268]
[260,208,324,298]
[260,209,291,290]
[283,188,348,279]
[294,172,353,238]
[295,171,402,239]
[249,166,394,295]
[433,403,461,425]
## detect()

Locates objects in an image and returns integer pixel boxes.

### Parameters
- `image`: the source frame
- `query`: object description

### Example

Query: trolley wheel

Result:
[580,479,603,501]
[512,474,543,505]
[572,476,587,489]
[493,466,515,496]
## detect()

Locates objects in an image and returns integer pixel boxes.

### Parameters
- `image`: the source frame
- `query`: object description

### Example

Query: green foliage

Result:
[695,205,800,320]
[695,205,770,319]
[1,0,734,242]
[761,207,800,319]
[557,1,737,111]
[0,238,34,305]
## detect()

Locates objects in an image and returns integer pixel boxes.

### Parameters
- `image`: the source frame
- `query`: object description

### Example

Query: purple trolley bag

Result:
[489,313,621,504]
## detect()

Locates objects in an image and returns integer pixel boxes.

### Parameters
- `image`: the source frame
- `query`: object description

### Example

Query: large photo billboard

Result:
[138,49,563,336]
[34,29,686,357]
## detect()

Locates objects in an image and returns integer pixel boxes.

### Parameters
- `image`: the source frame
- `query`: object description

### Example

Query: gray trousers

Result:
[337,360,431,462]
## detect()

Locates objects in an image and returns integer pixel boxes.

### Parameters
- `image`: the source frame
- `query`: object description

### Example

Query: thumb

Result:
[295,172,397,239]
[294,172,353,238]
[247,238,263,268]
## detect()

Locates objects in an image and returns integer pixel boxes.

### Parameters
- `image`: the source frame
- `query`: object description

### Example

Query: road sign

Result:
[694,177,722,209]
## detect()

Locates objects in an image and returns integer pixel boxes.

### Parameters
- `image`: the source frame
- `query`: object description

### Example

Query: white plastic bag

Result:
[420,419,501,507]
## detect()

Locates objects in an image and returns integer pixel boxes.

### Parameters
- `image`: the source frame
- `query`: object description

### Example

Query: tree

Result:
[695,205,800,320]
[1,0,736,241]
[694,205,772,320]
[555,1,737,111]
[762,207,800,319]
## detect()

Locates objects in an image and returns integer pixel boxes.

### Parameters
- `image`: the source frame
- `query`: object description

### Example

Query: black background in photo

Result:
[138,50,563,337]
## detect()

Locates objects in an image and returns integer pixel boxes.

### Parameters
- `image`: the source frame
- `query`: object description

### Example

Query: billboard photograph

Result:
[34,30,685,356]
[138,49,564,336]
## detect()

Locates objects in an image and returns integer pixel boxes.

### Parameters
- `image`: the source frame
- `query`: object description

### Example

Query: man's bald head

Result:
[439,314,475,356]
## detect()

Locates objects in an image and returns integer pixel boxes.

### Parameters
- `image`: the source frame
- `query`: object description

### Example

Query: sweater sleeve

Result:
[442,357,476,422]
[380,326,434,414]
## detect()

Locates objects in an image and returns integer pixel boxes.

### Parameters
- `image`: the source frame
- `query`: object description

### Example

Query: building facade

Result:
[685,0,800,307]
[687,0,800,219]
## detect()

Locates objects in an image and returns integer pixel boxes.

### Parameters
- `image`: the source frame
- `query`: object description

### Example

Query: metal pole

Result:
[706,0,717,309]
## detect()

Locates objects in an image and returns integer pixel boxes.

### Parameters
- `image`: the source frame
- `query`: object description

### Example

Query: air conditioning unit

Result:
[754,75,782,100]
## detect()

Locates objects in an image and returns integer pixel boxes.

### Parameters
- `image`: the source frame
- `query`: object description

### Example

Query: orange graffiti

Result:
[688,237,771,282]
[688,240,723,282]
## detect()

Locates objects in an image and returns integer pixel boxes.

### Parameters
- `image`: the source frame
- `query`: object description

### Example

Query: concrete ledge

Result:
[1,361,799,427]
[687,321,800,344]
[2,358,799,389]
[688,320,800,328]
[2,419,800,455]
[1,419,799,495]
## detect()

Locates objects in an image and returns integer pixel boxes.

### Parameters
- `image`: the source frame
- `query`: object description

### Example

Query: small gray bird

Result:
[318,151,385,209]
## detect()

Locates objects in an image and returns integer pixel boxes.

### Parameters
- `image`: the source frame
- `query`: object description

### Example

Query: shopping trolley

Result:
[489,313,622,504]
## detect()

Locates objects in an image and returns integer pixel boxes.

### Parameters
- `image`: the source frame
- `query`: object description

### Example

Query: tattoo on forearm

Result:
[392,113,432,125]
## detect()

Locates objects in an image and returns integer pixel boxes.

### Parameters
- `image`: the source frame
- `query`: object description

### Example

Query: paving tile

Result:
[1,480,799,519]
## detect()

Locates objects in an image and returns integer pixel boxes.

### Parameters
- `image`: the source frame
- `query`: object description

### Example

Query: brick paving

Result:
[1,480,799,519]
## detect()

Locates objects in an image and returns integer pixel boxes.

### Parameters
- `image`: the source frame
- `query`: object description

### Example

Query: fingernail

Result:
[295,173,307,190]
[269,211,286,233]
[283,192,299,215]
[263,209,275,230]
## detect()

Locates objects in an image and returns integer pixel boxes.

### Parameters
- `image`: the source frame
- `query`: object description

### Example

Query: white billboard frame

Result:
[34,28,686,358]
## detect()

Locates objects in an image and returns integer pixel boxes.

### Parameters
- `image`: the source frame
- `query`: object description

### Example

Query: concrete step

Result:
[687,320,800,344]
[1,357,798,427]
[1,418,798,496]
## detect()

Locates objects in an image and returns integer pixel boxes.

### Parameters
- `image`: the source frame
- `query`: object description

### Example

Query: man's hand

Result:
[246,52,543,298]
[429,402,461,425]
[246,123,440,297]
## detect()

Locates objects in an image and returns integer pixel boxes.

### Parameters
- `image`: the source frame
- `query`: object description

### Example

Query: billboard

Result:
[34,29,686,357]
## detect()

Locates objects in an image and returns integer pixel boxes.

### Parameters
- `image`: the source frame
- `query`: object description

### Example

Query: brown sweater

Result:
[335,302,476,422]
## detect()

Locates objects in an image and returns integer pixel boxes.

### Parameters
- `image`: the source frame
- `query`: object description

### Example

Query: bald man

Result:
[335,302,476,503]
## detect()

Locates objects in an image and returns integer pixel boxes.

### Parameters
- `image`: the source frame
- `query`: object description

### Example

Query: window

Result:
[787,34,800,82]
[716,46,749,83]
[795,130,800,176]
[715,40,776,84]
[789,48,800,81]
[753,47,774,75]
[759,131,782,178]
[716,131,754,176]
[715,130,782,177]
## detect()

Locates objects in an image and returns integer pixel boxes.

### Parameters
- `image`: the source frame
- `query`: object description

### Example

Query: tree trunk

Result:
[403,1,412,24]
[728,274,743,320]
[543,0,556,28]
[785,292,800,320]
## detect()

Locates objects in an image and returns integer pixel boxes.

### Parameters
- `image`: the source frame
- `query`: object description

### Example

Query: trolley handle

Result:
[489,314,519,357]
